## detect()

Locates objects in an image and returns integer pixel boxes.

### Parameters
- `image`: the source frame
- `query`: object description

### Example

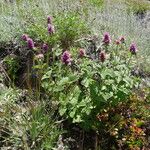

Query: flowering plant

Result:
[21,16,140,130]
[39,32,139,130]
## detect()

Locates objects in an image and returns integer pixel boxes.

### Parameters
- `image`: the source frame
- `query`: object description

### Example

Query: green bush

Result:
[54,11,89,49]
[39,32,139,130]
[3,55,20,81]
[25,12,89,49]
[90,88,150,149]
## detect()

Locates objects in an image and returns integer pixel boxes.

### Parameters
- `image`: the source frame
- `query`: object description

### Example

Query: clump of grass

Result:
[126,0,150,15]
[88,0,104,8]
[85,1,150,72]
[0,86,62,150]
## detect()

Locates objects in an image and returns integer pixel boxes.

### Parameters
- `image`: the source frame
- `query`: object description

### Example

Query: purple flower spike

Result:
[102,32,111,45]
[120,36,125,43]
[130,43,138,55]
[79,48,86,57]
[47,16,52,24]
[42,43,48,52]
[48,24,55,34]
[61,51,72,65]
[22,34,28,41]
[27,38,35,49]
[99,51,106,62]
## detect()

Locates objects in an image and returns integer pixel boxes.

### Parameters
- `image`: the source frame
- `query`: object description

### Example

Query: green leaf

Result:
[102,92,113,101]
[42,70,52,80]
[69,74,79,83]
[73,115,82,123]
[59,107,67,116]
[101,69,114,79]
[59,77,69,85]
[69,109,76,118]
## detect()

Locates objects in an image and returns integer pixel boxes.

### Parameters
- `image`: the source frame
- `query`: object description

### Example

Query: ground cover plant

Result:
[0,0,150,149]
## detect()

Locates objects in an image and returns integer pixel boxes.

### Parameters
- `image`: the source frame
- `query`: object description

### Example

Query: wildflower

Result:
[42,43,48,52]
[115,40,121,45]
[27,38,35,49]
[99,51,106,62]
[47,16,52,24]
[35,53,44,60]
[130,43,137,54]
[79,48,86,57]
[48,24,55,34]
[61,51,72,65]
[102,32,111,45]
[22,34,28,41]
[120,36,125,43]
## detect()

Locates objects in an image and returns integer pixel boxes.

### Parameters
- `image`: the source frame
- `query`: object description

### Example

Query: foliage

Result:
[96,88,150,149]
[0,0,150,72]
[125,0,150,14]
[3,55,20,81]
[0,87,62,150]
[54,12,89,49]
[88,0,104,8]
[39,32,139,130]
[0,0,150,149]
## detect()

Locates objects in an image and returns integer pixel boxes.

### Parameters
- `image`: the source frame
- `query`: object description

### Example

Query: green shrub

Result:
[98,88,150,149]
[25,12,89,49]
[40,32,139,130]
[54,11,89,49]
[3,55,20,81]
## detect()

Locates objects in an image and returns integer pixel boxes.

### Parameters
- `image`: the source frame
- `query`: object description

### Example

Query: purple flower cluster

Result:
[27,38,35,49]
[102,32,111,45]
[48,24,55,34]
[21,34,35,49]
[61,51,72,65]
[47,16,55,34]
[22,34,28,41]
[79,48,86,57]
[99,51,106,62]
[130,43,138,55]
[42,43,48,52]
[120,36,125,43]
[47,16,52,24]
[115,36,125,45]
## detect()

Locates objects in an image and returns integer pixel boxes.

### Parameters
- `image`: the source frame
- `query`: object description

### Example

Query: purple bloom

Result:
[22,34,28,41]
[79,48,86,57]
[27,38,35,49]
[120,36,125,43]
[102,32,111,45]
[47,16,52,24]
[61,51,72,65]
[42,43,48,52]
[130,43,137,54]
[48,24,55,34]
[115,40,121,45]
[99,51,106,62]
